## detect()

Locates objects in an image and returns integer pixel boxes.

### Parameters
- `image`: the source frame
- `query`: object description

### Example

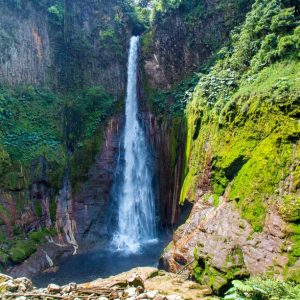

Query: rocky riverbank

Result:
[0,267,215,300]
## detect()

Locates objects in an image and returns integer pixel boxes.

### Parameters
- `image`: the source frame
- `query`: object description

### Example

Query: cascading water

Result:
[111,36,157,253]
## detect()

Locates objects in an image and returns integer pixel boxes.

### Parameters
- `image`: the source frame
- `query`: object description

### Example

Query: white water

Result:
[111,36,157,253]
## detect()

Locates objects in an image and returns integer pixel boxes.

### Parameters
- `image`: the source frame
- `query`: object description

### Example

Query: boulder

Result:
[47,283,62,293]
[0,274,12,284]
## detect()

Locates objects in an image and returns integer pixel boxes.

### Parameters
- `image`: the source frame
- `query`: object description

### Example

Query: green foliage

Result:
[99,27,123,53]
[180,0,300,234]
[66,86,115,189]
[10,240,36,263]
[191,0,300,110]
[0,86,64,163]
[150,0,251,26]
[0,148,11,179]
[9,228,50,264]
[28,228,49,243]
[0,83,115,235]
[47,4,64,25]
[223,278,300,300]
[182,60,300,231]
[150,0,181,23]
[148,74,199,116]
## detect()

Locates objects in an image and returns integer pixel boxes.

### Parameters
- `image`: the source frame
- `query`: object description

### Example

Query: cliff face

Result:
[140,0,254,225]
[141,111,185,226]
[0,1,52,87]
[142,0,254,90]
[161,59,300,291]
[73,116,124,248]
[62,0,132,97]
[0,0,132,97]
[141,0,300,293]
[0,0,133,273]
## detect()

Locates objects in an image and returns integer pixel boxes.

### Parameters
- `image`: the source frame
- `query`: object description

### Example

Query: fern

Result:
[223,278,300,300]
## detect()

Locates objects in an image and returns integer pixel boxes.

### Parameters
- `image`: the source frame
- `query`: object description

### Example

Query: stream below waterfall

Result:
[32,36,170,287]
[32,231,171,287]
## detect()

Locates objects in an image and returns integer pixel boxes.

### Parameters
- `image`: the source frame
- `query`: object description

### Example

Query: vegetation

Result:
[181,0,300,230]
[0,84,115,268]
[143,0,254,117]
[162,0,300,288]
[223,278,300,300]
[0,228,52,266]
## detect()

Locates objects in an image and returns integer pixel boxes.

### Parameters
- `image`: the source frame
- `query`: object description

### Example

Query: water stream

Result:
[111,36,157,253]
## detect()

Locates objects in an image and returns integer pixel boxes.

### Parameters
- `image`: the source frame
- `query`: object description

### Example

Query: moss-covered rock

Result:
[278,194,300,222]
[10,240,37,263]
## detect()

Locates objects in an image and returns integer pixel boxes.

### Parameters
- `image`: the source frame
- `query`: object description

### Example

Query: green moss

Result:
[141,30,154,56]
[278,194,300,222]
[193,245,248,292]
[0,250,9,265]
[162,241,173,254]
[34,202,43,218]
[28,228,49,243]
[10,240,36,263]
[181,60,300,232]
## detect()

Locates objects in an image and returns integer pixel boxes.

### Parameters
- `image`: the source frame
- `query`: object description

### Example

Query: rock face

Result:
[73,116,124,249]
[142,0,253,90]
[0,0,131,272]
[141,0,300,293]
[141,111,186,226]
[0,2,51,87]
[139,0,255,225]
[0,0,131,97]
[62,0,131,97]
[160,196,291,292]
[0,156,54,237]
[3,116,123,278]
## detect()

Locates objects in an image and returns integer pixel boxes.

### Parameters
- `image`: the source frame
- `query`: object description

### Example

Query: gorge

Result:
[32,35,167,288]
[0,0,299,299]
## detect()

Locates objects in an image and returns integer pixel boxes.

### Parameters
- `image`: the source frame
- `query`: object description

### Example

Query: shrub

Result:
[223,278,300,300]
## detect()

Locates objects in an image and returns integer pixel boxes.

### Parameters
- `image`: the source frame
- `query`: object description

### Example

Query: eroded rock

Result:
[160,196,299,292]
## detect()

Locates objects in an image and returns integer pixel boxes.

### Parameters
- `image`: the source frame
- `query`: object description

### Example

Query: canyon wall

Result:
[140,0,254,226]
[141,0,300,293]
[142,0,253,90]
[0,0,132,97]
[0,1,52,87]
[0,0,133,273]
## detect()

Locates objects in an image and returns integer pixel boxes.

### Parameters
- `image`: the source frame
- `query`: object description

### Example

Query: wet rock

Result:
[7,242,73,279]
[146,290,158,299]
[128,275,145,288]
[0,274,12,284]
[124,287,137,297]
[0,279,18,292]
[74,116,124,249]
[161,197,292,292]
[47,283,62,293]
[14,277,33,292]
[62,282,77,293]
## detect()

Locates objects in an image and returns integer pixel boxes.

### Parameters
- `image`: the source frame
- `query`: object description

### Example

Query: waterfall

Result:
[111,36,157,253]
